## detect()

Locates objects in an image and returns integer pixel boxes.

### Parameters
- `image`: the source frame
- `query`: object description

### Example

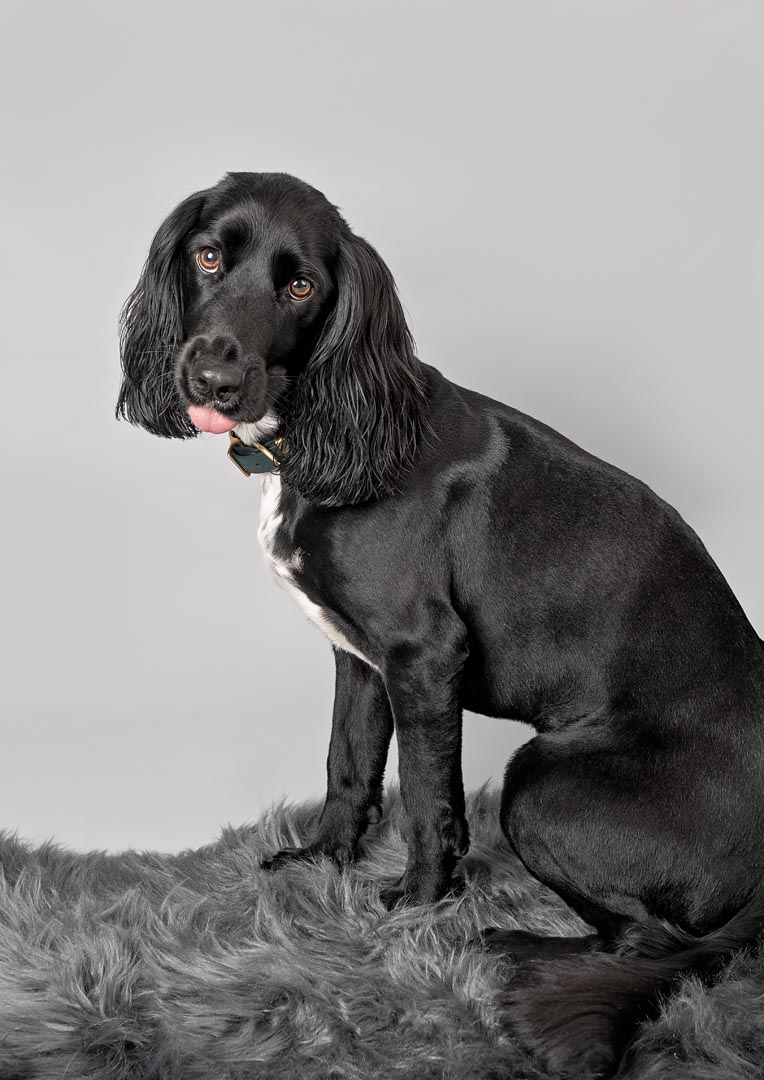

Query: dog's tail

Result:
[502,895,764,1077]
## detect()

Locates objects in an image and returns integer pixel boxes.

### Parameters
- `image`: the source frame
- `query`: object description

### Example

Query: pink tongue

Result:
[188,405,237,434]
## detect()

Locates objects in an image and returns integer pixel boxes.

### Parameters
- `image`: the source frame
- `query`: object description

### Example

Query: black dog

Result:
[117,172,764,1076]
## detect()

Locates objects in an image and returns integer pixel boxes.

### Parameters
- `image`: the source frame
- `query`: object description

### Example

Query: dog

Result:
[117,172,764,1076]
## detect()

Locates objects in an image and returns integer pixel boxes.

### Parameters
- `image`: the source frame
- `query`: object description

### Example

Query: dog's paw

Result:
[378,876,412,909]
[379,869,459,909]
[260,846,315,871]
[480,928,601,961]
[261,841,354,872]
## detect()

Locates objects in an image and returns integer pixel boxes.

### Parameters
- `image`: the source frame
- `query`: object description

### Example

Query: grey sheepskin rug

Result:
[1,787,763,1080]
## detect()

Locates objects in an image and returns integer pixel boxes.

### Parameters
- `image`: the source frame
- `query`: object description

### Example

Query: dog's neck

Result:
[233,411,281,447]
[227,412,283,476]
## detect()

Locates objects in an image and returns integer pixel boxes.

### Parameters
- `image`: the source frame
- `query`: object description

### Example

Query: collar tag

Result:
[227,433,282,477]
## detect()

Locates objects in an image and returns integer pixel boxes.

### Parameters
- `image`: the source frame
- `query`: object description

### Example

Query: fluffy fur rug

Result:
[0,787,762,1080]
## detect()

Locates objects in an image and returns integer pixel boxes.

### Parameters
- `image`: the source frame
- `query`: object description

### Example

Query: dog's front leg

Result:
[380,633,469,907]
[262,649,393,869]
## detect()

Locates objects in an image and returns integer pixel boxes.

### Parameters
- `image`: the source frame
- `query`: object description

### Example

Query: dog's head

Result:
[117,172,427,506]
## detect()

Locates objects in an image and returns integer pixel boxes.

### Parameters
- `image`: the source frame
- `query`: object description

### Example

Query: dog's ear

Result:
[282,231,428,506]
[116,190,209,438]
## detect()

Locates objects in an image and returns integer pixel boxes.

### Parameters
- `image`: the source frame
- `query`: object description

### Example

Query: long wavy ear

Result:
[116,190,209,438]
[281,231,428,506]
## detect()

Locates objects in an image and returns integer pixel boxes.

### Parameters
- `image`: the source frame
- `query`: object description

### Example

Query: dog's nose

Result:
[185,334,245,404]
[193,367,244,403]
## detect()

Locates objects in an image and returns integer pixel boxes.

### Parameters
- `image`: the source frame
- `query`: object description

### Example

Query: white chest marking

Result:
[257,475,379,670]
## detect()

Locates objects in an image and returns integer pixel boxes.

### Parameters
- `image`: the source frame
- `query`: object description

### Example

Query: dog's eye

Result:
[196,248,222,274]
[288,277,313,300]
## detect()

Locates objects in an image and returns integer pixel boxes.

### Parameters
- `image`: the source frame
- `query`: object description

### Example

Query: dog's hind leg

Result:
[262,650,393,869]
[487,724,764,1076]
[480,728,654,953]
[495,724,754,935]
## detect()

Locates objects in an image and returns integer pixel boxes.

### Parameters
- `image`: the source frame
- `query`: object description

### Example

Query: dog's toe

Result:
[378,878,411,910]
[261,846,316,871]
[481,928,602,960]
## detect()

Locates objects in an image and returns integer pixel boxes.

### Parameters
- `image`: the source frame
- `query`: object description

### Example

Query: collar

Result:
[227,432,283,476]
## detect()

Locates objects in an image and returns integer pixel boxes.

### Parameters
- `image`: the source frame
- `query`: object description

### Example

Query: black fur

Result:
[117,172,764,1077]
[283,231,428,506]
[118,189,211,439]
[118,173,426,504]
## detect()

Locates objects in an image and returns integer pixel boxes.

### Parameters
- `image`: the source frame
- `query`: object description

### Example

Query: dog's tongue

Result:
[188,405,237,434]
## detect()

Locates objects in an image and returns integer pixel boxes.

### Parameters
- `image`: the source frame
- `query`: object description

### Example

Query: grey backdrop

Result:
[1,0,763,852]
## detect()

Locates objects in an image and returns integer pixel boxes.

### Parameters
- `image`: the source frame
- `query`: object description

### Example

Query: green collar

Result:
[227,433,282,476]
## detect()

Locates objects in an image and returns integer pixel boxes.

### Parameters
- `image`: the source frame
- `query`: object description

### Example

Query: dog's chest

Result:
[257,476,377,668]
